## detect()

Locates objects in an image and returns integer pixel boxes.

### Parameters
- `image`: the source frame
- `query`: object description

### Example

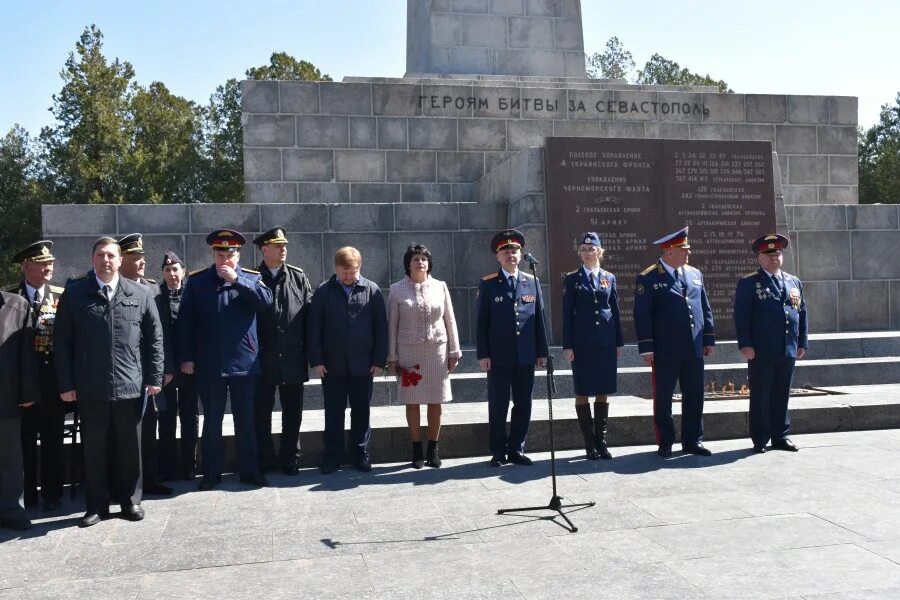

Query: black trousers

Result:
[158,374,199,479]
[487,364,535,456]
[254,382,305,469]
[322,374,372,465]
[79,398,143,514]
[21,397,66,504]
[653,354,705,447]
[748,356,795,447]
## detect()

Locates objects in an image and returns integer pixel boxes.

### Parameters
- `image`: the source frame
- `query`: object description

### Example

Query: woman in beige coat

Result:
[387,245,462,468]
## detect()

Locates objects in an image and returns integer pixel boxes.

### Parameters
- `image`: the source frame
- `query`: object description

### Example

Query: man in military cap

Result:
[633,226,715,458]
[476,229,548,467]
[7,241,66,511]
[54,237,164,527]
[734,234,808,453]
[178,229,273,490]
[156,251,199,480]
[118,233,173,495]
[252,227,313,475]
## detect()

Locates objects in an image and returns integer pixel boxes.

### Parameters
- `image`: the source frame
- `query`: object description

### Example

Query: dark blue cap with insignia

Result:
[752,233,789,254]
[490,229,525,253]
[118,233,145,255]
[253,226,289,248]
[580,232,602,247]
[11,240,55,264]
[206,229,246,250]
[161,251,184,269]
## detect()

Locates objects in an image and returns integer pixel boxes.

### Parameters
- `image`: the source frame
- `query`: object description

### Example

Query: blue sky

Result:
[3,0,897,136]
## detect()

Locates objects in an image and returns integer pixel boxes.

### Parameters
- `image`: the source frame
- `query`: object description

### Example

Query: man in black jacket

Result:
[6,240,66,511]
[307,246,387,474]
[252,227,312,475]
[0,291,39,530]
[54,237,164,527]
[156,251,199,481]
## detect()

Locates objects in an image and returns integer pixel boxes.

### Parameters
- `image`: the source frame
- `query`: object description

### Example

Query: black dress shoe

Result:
[144,483,174,496]
[43,499,61,512]
[771,438,799,452]
[183,470,196,481]
[239,473,269,487]
[80,513,102,527]
[281,463,301,476]
[121,504,145,521]
[1,516,32,530]
[683,443,713,456]
[753,445,767,454]
[489,454,505,467]
[198,475,221,491]
[356,456,372,472]
[657,445,673,457]
[320,461,340,475]
[507,452,534,466]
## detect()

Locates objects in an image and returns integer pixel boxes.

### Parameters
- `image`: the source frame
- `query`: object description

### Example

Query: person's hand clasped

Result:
[313,364,327,378]
[181,361,194,375]
[60,390,76,402]
[563,349,574,362]
[536,357,547,368]
[146,385,162,396]
[369,365,381,377]
[478,358,491,372]
[740,347,755,361]
[642,353,654,366]
[703,345,715,357]
[797,348,806,359]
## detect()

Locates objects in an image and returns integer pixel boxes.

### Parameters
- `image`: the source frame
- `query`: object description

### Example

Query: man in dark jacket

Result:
[0,290,39,530]
[6,240,66,511]
[307,246,388,474]
[178,229,273,491]
[252,227,312,475]
[54,237,164,527]
[156,251,199,480]
[118,233,172,495]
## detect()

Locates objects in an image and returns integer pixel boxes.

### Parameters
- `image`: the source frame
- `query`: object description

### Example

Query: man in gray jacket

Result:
[55,237,164,527]
[0,291,39,530]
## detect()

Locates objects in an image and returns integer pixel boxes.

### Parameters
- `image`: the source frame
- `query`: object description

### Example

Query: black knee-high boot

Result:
[594,401,612,459]
[575,404,599,460]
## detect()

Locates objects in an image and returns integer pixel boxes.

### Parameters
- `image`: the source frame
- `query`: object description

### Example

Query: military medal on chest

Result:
[789,287,801,308]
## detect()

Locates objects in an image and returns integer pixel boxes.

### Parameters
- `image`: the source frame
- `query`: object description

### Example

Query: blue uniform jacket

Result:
[733,268,808,361]
[306,275,388,377]
[476,270,549,366]
[633,261,715,358]
[561,267,624,350]
[177,265,273,379]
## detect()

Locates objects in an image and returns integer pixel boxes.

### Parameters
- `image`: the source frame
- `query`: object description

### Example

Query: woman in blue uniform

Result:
[561,232,624,459]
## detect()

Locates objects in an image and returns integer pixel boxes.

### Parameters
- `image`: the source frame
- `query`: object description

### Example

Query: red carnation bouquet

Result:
[399,364,423,387]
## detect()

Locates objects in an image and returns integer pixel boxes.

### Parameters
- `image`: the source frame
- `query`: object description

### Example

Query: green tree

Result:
[636,53,731,93]
[40,25,136,204]
[201,52,332,203]
[858,92,900,204]
[0,127,45,286]
[586,36,635,80]
[128,81,205,203]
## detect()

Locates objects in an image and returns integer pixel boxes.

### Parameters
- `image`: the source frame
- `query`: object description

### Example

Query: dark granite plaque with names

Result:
[544,138,776,344]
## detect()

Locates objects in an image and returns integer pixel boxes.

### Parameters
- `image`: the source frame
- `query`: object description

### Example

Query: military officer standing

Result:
[7,241,66,511]
[252,227,312,475]
[178,229,273,490]
[633,227,715,457]
[476,229,548,467]
[118,233,173,496]
[734,234,808,453]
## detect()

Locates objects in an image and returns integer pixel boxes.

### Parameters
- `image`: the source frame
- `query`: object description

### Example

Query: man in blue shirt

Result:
[178,229,273,490]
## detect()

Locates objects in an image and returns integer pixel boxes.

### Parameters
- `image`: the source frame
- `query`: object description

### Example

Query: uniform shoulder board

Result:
[242,268,260,275]
[286,264,305,274]
[187,268,203,277]
[481,272,499,281]
[67,272,88,283]
[741,271,757,279]
[2,284,19,293]
[522,272,534,279]
[144,277,157,285]
[565,269,578,276]
[640,264,656,276]
[49,285,65,294]
[782,271,794,280]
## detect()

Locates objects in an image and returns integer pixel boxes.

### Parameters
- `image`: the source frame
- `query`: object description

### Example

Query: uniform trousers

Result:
[196,376,259,478]
[79,398,143,514]
[487,364,535,455]
[322,374,372,464]
[21,395,66,505]
[653,354,705,447]
[158,374,199,479]
[0,419,26,520]
[255,383,304,469]
[748,356,795,447]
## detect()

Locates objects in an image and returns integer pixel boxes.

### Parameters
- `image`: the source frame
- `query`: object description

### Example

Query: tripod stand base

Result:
[497,496,596,533]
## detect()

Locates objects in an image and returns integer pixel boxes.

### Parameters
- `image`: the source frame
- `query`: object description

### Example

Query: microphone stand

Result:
[497,255,595,533]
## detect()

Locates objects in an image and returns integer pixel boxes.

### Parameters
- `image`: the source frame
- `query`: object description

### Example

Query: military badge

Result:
[599,278,609,289]
[522,294,536,303]
[636,283,645,295]
[789,288,801,308]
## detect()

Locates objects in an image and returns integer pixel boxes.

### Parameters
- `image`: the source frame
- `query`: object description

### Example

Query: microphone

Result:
[523,252,540,265]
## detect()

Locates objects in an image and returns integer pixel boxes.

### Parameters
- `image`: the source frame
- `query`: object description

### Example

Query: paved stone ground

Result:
[3,429,900,599]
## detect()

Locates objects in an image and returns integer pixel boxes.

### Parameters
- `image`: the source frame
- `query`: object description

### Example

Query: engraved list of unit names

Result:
[545,138,776,344]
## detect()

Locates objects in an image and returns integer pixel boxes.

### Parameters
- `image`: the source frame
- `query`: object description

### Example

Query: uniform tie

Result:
[33,289,42,307]
[676,268,686,295]
[508,275,516,293]
[774,274,785,298]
